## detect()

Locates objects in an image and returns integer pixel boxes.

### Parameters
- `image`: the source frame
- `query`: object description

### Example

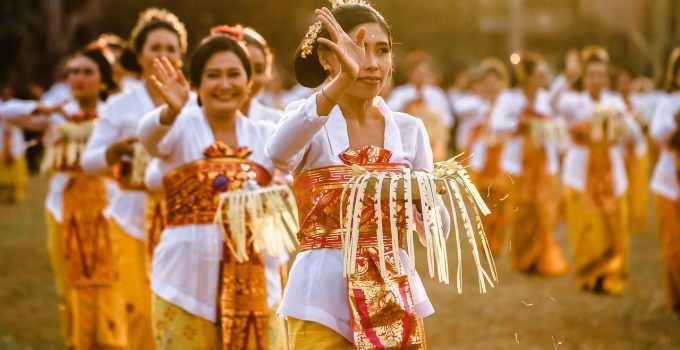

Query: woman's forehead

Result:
[204,50,244,69]
[68,55,96,69]
[348,23,389,44]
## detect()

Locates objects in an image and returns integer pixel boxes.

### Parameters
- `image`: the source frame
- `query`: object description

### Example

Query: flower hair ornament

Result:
[85,41,116,66]
[211,24,245,41]
[300,0,378,58]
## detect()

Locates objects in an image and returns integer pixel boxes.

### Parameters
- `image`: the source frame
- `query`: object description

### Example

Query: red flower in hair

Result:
[210,25,244,41]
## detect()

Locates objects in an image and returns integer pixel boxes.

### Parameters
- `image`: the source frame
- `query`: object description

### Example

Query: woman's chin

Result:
[205,103,240,116]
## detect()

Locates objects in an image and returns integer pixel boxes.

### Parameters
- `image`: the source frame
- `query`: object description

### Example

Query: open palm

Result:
[150,56,190,113]
[316,7,366,79]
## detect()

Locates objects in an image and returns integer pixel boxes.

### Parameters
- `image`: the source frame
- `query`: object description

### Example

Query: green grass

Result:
[0,176,678,349]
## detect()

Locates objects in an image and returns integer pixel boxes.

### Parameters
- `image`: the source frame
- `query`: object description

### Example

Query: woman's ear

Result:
[317,49,333,75]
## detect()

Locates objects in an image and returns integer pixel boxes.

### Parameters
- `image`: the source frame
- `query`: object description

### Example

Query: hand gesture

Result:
[315,7,366,80]
[106,137,137,165]
[150,56,190,114]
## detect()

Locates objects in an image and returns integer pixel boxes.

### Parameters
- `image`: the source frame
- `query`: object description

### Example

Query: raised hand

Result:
[150,56,190,115]
[315,7,366,80]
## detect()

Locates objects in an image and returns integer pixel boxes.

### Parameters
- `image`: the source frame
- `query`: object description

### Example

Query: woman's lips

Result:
[358,77,381,85]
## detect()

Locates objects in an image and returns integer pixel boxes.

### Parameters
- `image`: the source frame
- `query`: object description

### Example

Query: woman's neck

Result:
[338,94,374,124]
[240,97,252,116]
[77,96,98,111]
[523,85,538,103]
[588,89,602,102]
[205,108,238,132]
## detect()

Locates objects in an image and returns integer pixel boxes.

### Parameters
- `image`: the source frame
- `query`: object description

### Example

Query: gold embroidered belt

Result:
[162,156,272,349]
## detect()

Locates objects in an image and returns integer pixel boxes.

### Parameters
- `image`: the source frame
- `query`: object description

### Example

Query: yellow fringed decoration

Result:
[340,153,497,294]
[213,183,299,263]
[130,143,150,188]
[41,120,95,173]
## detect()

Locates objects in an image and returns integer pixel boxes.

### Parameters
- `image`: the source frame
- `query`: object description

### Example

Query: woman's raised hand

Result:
[150,56,190,115]
[315,7,366,80]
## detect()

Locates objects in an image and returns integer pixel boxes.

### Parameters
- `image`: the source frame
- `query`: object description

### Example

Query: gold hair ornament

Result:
[300,0,376,58]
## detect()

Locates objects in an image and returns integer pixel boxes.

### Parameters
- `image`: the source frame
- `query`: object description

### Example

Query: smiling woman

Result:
[265,2,449,349]
[137,26,292,350]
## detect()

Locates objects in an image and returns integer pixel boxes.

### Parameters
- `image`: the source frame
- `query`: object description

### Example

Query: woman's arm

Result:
[137,56,191,157]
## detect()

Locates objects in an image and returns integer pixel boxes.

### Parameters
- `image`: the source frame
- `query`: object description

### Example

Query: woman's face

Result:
[409,60,434,87]
[139,28,182,77]
[583,61,609,96]
[246,43,271,98]
[199,50,250,116]
[527,61,549,89]
[321,22,392,101]
[67,55,102,101]
[616,71,632,94]
[479,72,503,101]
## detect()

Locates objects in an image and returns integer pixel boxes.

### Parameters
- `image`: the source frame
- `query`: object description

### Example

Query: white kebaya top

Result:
[650,92,680,200]
[265,94,441,341]
[556,91,639,196]
[489,88,560,176]
[139,104,281,321]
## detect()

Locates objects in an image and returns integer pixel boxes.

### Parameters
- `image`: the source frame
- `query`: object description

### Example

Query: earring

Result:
[323,65,332,73]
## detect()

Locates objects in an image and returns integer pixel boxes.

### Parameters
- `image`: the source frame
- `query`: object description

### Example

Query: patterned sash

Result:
[293,145,424,349]
[162,141,272,349]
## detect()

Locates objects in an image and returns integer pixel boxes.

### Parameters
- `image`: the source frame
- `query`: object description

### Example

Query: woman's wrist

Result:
[159,105,179,126]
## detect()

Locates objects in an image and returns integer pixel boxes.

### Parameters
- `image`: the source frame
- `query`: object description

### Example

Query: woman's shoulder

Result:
[389,110,426,132]
[240,114,277,135]
[250,101,283,123]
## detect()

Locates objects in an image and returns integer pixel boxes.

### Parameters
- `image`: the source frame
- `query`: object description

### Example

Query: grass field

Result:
[0,176,678,349]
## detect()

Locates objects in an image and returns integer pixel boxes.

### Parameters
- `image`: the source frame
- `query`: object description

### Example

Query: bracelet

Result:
[320,87,337,105]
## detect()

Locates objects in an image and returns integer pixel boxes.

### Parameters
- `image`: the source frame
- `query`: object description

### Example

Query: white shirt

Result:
[248,99,283,124]
[41,82,72,107]
[453,94,491,159]
[489,89,560,175]
[556,91,634,196]
[387,83,454,128]
[81,84,187,240]
[265,94,437,342]
[650,92,680,200]
[139,105,280,321]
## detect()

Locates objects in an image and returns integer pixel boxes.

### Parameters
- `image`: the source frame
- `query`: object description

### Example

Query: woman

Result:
[0,90,30,204]
[614,67,650,234]
[488,52,568,276]
[138,28,284,349]
[240,26,284,123]
[387,49,453,161]
[81,8,188,349]
[557,46,641,295]
[650,47,680,314]
[0,52,122,347]
[464,58,511,256]
[266,4,445,349]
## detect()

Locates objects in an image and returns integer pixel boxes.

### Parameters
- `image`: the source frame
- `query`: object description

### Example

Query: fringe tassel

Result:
[214,183,299,263]
[340,154,498,294]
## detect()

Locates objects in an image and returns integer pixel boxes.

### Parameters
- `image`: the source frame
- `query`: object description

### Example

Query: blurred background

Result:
[3,0,680,90]
[1,1,680,349]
